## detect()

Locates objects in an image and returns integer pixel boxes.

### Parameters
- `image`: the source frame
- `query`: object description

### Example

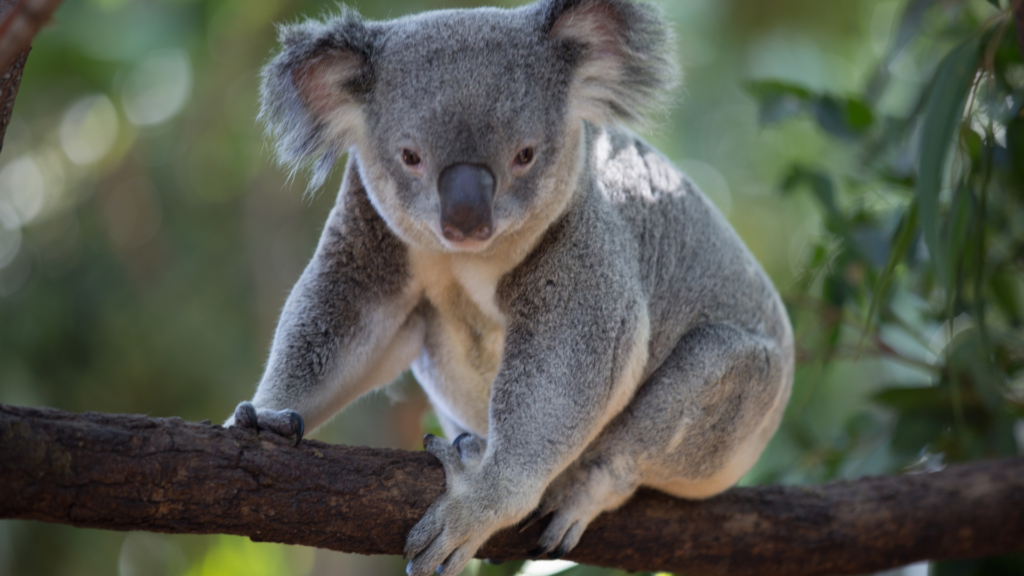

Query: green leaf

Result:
[781,166,840,219]
[947,330,1005,413]
[874,385,945,410]
[916,35,982,290]
[943,185,972,288]
[477,560,527,576]
[849,226,890,268]
[746,81,874,138]
[990,269,1024,326]
[813,96,875,140]
[845,98,874,131]
[814,96,856,139]
[891,410,945,454]
[745,80,814,126]
[961,127,983,164]
[865,203,918,331]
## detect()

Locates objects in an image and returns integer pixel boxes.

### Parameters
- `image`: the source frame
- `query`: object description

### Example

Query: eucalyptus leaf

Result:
[916,35,982,291]
[866,203,917,331]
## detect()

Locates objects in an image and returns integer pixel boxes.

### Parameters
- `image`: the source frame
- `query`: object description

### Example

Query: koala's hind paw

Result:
[535,513,586,560]
[404,492,489,576]
[530,462,638,560]
[230,401,305,446]
[404,433,495,576]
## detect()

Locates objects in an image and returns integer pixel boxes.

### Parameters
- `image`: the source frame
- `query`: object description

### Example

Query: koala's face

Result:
[359,10,574,252]
[260,1,674,253]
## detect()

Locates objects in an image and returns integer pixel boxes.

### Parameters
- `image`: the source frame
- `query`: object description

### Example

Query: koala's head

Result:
[260,0,676,253]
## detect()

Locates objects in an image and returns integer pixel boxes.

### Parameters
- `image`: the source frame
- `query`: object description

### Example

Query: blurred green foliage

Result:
[0,0,1021,575]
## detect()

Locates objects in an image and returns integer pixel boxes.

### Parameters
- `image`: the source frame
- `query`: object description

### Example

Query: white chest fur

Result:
[408,249,509,437]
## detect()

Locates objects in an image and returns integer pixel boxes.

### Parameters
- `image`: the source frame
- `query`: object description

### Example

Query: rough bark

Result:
[0,0,31,152]
[1,404,1022,576]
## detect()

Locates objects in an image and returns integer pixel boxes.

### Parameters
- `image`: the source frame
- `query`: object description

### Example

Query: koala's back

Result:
[586,125,793,377]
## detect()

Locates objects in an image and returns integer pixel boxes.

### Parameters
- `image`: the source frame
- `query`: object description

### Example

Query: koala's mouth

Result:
[437,163,495,244]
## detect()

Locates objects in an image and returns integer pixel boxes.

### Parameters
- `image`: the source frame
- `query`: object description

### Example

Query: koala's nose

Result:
[437,163,495,242]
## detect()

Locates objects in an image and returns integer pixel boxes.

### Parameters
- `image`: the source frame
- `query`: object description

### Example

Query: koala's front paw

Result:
[229,401,305,446]
[404,433,500,576]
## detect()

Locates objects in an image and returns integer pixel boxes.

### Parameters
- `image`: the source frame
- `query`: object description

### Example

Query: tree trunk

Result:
[2,404,1022,576]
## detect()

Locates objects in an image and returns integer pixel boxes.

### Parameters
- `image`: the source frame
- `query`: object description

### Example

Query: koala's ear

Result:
[541,0,678,126]
[259,8,377,190]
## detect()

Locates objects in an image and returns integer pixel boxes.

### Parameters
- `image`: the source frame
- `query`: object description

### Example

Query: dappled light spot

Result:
[0,204,21,270]
[0,156,45,224]
[59,94,119,166]
[123,49,193,127]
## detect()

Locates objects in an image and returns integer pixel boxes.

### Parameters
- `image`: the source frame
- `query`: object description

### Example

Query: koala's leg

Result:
[531,323,790,558]
[403,290,652,575]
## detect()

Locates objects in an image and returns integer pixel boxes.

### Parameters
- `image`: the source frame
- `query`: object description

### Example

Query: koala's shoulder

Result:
[496,174,642,319]
[321,159,410,295]
[591,126,693,205]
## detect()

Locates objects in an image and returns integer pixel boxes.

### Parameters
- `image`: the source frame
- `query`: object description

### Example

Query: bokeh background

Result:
[1,0,1022,575]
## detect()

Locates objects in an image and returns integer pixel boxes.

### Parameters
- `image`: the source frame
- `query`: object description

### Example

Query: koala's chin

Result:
[439,234,496,254]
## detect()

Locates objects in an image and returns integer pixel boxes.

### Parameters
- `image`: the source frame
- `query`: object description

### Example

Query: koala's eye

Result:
[401,149,422,167]
[514,147,535,167]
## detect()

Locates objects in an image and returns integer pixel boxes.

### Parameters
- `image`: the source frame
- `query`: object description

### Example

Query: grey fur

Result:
[234,2,792,575]
[259,7,378,190]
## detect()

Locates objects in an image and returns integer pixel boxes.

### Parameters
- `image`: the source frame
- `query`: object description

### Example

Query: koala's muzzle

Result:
[438,164,495,242]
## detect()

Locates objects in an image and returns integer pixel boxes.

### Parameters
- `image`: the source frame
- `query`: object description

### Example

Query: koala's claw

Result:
[422,434,461,471]
[518,507,549,533]
[452,432,472,453]
[288,412,305,445]
[231,402,305,446]
[452,432,485,461]
[535,511,587,560]
[234,401,259,429]
[423,432,485,475]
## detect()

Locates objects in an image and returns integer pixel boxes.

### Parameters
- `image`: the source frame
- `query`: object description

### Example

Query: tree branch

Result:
[1,404,1022,576]
[0,0,62,71]
[0,0,33,152]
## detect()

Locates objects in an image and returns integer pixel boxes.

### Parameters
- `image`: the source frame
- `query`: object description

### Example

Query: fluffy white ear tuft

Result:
[543,0,678,126]
[259,9,376,191]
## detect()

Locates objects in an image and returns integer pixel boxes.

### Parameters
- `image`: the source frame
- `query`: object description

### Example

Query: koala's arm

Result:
[405,203,648,572]
[229,160,421,433]
[486,219,648,500]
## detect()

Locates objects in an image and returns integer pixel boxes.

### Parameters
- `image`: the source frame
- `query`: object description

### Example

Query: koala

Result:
[227,1,794,574]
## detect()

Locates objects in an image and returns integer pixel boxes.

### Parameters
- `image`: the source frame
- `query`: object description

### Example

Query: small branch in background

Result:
[0,43,26,153]
[1015,0,1024,61]
[0,0,62,71]
[0,0,23,153]
[1,404,1023,576]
